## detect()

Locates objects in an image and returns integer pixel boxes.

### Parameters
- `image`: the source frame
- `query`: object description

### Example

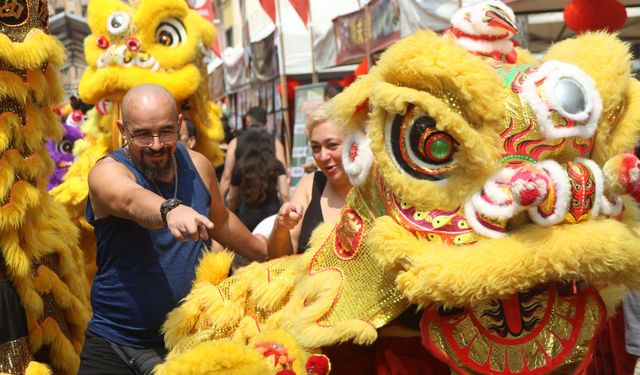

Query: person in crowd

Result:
[178,118,197,149]
[228,126,289,271]
[228,126,289,230]
[79,84,266,374]
[219,106,286,199]
[267,104,352,257]
[323,81,344,101]
[302,82,345,174]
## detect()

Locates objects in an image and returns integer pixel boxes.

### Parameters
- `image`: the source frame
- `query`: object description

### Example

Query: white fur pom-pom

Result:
[342,129,373,186]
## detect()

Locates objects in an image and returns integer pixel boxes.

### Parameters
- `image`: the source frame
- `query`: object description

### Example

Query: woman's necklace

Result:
[125,147,178,199]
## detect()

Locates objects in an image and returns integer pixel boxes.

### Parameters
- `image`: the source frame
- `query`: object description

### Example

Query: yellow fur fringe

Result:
[195,251,233,285]
[0,20,90,374]
[25,361,52,375]
[156,340,271,375]
[370,215,640,307]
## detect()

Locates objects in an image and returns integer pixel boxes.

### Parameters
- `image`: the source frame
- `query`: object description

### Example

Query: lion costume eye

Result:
[107,12,131,35]
[386,104,458,180]
[57,139,74,154]
[156,19,187,47]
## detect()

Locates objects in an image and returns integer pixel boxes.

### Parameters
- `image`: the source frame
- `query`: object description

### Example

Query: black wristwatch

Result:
[160,198,183,227]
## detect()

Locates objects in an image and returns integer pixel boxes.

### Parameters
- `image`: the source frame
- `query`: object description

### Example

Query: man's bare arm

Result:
[89,156,214,241]
[89,157,165,228]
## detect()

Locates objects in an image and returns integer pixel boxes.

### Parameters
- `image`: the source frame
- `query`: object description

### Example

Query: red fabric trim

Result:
[446,26,510,41]
[421,286,607,374]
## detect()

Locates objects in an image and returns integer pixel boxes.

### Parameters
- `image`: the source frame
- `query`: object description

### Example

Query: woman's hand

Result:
[275,202,304,231]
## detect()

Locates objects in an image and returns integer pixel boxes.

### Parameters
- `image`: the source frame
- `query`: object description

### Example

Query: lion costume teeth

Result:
[155,2,640,371]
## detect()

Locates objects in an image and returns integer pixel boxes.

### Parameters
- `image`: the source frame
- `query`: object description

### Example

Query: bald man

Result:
[79,84,266,374]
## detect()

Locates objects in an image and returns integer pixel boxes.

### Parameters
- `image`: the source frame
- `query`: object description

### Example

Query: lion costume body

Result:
[50,0,225,281]
[156,9,640,375]
[0,1,90,373]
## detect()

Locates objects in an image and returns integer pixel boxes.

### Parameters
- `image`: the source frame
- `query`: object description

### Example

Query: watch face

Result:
[161,198,181,213]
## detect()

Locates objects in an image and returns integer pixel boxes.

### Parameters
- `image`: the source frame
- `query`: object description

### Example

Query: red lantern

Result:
[564,0,627,34]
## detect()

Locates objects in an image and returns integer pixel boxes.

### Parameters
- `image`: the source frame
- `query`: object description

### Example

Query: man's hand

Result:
[165,205,214,242]
[275,202,303,231]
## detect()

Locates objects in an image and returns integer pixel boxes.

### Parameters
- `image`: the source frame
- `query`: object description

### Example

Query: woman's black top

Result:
[297,171,327,253]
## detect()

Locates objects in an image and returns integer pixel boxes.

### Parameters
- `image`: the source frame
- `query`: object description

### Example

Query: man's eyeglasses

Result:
[127,130,180,147]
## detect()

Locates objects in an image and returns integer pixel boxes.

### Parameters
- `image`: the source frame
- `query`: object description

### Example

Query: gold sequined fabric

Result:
[0,0,49,42]
[0,337,31,375]
[197,165,409,347]
[197,256,296,340]
[0,58,27,81]
[606,100,625,131]
[31,255,71,369]
[311,167,409,328]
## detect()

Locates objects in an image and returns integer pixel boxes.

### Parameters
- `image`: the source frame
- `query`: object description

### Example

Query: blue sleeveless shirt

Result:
[86,143,211,347]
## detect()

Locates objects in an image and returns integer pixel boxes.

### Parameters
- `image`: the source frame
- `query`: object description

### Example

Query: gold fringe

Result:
[0,31,65,69]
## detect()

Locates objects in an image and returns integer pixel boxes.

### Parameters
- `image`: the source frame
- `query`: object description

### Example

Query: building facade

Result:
[49,0,90,96]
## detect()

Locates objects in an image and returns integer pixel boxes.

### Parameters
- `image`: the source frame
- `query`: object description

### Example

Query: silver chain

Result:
[125,147,178,199]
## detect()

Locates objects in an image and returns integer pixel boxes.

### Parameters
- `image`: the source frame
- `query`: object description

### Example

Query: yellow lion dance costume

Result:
[50,0,224,280]
[155,3,640,375]
[0,0,90,373]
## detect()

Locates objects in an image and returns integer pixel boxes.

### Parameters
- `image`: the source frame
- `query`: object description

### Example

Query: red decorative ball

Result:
[96,35,110,49]
[564,0,627,34]
[126,37,141,52]
[71,110,83,123]
[305,354,330,375]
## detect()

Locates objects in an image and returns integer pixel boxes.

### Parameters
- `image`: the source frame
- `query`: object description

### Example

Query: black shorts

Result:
[78,330,166,375]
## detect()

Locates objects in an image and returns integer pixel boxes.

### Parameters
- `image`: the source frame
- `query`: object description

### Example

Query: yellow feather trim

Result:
[195,251,233,285]
[370,215,640,307]
[0,30,65,69]
[25,361,51,375]
[375,30,507,130]
[156,340,271,375]
[79,65,202,103]
[329,68,380,133]
[606,79,640,160]
[249,329,314,375]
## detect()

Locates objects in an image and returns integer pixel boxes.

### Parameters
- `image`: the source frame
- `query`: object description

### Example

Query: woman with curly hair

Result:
[228,126,289,232]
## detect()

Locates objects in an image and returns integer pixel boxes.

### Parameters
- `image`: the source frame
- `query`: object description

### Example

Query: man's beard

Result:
[140,147,172,179]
